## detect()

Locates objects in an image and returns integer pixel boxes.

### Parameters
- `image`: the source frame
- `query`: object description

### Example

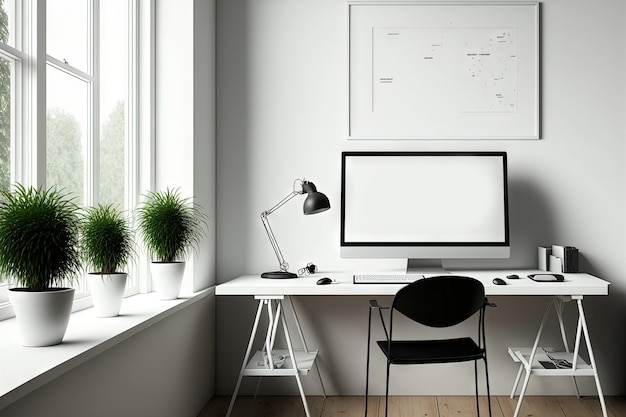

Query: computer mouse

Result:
[507,274,520,279]
[492,278,507,286]
[316,277,333,285]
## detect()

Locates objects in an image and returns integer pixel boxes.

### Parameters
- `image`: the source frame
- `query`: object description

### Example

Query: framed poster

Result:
[348,1,539,139]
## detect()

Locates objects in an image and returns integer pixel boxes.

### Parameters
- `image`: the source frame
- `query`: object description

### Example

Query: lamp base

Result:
[261,271,298,279]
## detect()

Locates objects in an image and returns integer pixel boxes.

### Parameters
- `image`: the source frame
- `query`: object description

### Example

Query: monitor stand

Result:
[406,259,448,275]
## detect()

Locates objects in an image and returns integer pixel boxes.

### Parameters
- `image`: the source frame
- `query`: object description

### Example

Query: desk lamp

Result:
[260,179,330,279]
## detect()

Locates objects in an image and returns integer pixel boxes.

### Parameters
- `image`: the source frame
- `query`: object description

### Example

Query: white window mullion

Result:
[125,0,139,295]
[89,0,99,207]
[126,0,138,213]
[85,77,96,207]
[9,57,17,184]
[32,0,45,187]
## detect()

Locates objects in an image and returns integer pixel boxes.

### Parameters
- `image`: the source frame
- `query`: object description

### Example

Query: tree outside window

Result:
[0,1,10,191]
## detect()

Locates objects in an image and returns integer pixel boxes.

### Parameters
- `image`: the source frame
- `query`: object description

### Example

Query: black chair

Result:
[365,275,495,417]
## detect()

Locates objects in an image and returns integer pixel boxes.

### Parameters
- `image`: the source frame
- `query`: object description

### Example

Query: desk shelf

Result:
[243,349,319,377]
[508,347,595,377]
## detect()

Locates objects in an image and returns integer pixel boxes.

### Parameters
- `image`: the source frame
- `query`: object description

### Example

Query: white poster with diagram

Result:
[348,2,539,139]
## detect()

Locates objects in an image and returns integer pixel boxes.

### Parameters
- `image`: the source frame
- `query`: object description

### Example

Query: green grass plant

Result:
[81,204,134,274]
[136,188,207,263]
[0,184,82,291]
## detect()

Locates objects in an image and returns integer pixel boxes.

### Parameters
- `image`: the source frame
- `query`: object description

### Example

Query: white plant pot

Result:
[89,273,127,317]
[9,288,75,347]
[150,262,185,300]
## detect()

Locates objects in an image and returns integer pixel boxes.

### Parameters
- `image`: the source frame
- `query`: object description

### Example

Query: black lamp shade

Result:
[301,181,330,215]
[303,192,330,215]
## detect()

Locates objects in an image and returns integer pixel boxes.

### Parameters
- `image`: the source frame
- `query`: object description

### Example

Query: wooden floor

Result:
[199,395,626,417]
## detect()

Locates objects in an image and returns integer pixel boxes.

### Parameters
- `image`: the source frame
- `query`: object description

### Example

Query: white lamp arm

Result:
[260,186,303,273]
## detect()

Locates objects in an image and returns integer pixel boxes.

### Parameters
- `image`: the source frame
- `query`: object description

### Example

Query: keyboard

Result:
[353,274,424,284]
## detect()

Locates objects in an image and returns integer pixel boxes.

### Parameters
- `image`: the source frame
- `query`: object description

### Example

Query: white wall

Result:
[216,0,626,396]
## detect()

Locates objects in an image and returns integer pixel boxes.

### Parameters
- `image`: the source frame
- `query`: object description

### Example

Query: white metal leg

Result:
[226,299,265,417]
[226,296,324,417]
[510,363,524,398]
[511,296,607,417]
[576,299,608,417]
[279,300,311,417]
[287,296,327,398]
[554,298,581,397]
[512,297,553,417]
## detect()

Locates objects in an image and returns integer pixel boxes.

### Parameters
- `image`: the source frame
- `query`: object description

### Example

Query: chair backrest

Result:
[392,275,485,328]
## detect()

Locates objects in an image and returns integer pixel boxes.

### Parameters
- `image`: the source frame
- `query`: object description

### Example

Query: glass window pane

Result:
[99,0,128,208]
[0,0,15,48]
[47,0,90,73]
[0,54,11,292]
[0,0,14,293]
[0,54,11,191]
[46,64,87,204]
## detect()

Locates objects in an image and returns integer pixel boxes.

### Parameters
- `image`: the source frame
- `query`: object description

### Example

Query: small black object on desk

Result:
[493,278,507,285]
[316,277,332,285]
[528,274,564,282]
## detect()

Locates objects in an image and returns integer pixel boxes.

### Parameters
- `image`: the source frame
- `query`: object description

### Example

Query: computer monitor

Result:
[340,151,510,274]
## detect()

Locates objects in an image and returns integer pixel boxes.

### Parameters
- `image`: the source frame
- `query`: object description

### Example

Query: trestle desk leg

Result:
[554,298,581,398]
[279,300,312,417]
[287,296,327,397]
[513,297,553,417]
[228,296,321,417]
[510,364,524,398]
[255,299,285,397]
[226,299,265,417]
[577,299,608,417]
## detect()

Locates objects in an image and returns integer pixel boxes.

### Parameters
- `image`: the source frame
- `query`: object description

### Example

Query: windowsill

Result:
[0,287,214,410]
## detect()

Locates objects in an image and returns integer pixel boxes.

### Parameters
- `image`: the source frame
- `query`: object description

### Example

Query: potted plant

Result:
[136,188,206,299]
[80,204,134,317]
[0,184,82,346]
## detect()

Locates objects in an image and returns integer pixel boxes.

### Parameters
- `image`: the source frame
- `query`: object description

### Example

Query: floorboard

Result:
[198,396,622,417]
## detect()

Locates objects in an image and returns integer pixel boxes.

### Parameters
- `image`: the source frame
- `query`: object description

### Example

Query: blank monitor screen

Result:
[340,151,509,270]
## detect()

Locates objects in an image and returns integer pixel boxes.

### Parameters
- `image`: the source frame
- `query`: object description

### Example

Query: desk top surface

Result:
[216,270,609,297]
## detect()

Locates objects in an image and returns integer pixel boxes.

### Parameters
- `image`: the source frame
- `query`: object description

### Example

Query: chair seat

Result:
[377,337,484,365]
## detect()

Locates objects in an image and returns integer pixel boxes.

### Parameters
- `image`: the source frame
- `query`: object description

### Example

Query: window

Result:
[0,0,139,315]
[46,0,135,209]
[46,0,138,299]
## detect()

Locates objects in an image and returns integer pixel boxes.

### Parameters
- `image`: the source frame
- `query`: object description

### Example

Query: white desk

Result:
[216,270,610,417]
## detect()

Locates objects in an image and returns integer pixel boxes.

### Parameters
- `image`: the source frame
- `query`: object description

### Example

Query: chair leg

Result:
[385,361,391,417]
[474,360,480,417]
[365,310,372,417]
[484,357,493,417]
[365,351,370,416]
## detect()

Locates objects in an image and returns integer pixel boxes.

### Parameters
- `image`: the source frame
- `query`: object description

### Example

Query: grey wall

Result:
[216,0,626,396]
[2,294,215,417]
